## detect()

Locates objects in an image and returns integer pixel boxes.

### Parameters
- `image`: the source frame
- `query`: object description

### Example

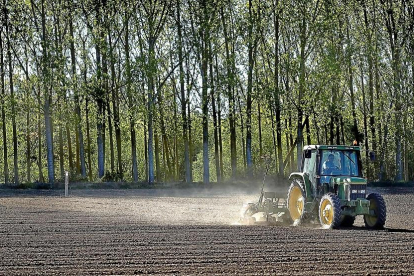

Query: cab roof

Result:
[303,145,361,151]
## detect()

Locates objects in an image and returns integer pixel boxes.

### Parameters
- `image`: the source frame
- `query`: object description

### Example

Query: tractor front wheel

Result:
[287,180,305,225]
[319,193,342,229]
[364,193,386,229]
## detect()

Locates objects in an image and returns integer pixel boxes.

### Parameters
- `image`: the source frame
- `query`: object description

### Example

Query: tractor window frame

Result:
[303,150,317,176]
[319,150,361,177]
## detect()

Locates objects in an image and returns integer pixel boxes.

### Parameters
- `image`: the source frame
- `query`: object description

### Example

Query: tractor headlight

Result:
[344,184,350,201]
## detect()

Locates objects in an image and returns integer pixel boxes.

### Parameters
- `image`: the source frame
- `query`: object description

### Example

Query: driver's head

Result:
[328,154,334,161]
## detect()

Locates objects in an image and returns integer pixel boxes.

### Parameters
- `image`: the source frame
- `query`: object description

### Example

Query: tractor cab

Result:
[301,145,364,198]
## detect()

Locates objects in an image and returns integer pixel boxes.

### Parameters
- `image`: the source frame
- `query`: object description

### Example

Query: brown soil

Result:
[0,186,413,275]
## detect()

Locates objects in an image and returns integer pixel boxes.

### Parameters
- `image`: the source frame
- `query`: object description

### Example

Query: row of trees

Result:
[1,0,413,185]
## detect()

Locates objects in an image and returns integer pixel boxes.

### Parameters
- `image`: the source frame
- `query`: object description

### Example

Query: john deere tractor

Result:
[288,145,386,229]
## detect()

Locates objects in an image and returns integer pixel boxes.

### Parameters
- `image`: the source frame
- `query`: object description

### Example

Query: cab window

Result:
[320,150,359,176]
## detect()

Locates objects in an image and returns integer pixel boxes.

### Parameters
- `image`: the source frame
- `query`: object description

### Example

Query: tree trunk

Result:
[37,110,44,183]
[285,118,290,169]
[218,87,224,179]
[245,0,254,175]
[201,0,210,184]
[95,7,105,179]
[107,100,115,174]
[157,91,173,179]
[70,9,86,178]
[65,123,73,172]
[140,1,170,183]
[297,16,306,170]
[177,0,191,183]
[59,112,64,180]
[187,82,193,180]
[96,99,105,178]
[313,112,320,144]
[347,25,359,145]
[144,118,148,182]
[335,115,340,145]
[173,92,179,181]
[273,0,283,176]
[44,96,55,185]
[124,13,138,182]
[40,0,54,185]
[379,113,390,181]
[305,116,311,145]
[130,119,138,182]
[392,48,403,181]
[210,44,221,182]
[221,7,237,178]
[114,96,122,176]
[85,98,93,181]
[375,50,382,156]
[107,28,121,177]
[26,107,31,183]
[329,104,334,145]
[102,34,113,176]
[6,8,19,185]
[289,116,294,172]
[238,97,246,170]
[258,101,263,157]
[154,131,161,181]
[0,29,9,184]
[361,64,370,179]
[147,38,155,183]
[270,108,278,169]
[215,52,224,179]
[363,4,377,174]
[112,75,122,177]
[382,0,403,181]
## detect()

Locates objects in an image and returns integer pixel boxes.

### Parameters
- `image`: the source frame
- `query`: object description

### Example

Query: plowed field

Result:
[1,186,413,275]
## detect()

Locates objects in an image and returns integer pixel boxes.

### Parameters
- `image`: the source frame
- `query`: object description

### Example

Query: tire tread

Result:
[319,193,342,229]
[364,193,386,229]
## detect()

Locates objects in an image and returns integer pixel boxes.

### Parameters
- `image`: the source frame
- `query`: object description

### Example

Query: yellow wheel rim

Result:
[289,186,304,221]
[365,199,378,227]
[320,198,334,226]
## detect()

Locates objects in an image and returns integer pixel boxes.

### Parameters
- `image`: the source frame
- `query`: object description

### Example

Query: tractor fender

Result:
[289,172,313,200]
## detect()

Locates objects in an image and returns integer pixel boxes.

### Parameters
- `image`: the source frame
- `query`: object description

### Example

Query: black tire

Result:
[364,193,386,229]
[340,215,355,227]
[319,193,342,229]
[287,180,306,225]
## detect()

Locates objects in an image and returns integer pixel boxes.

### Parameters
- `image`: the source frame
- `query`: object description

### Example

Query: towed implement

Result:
[241,145,387,229]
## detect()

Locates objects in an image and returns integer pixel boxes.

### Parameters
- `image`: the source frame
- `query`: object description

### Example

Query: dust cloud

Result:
[0,187,262,226]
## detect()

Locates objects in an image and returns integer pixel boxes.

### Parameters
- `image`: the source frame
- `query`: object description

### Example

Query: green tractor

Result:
[239,145,386,229]
[288,145,386,229]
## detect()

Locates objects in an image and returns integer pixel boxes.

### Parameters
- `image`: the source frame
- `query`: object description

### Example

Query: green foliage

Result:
[0,0,413,186]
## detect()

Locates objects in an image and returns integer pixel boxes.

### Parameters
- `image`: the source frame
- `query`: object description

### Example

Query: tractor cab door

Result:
[302,149,317,195]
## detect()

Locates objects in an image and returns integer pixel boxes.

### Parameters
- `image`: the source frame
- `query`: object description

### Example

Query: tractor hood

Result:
[329,176,367,201]
[329,176,367,186]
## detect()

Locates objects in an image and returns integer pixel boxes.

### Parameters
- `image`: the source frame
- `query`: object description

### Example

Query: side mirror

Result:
[304,150,311,159]
[369,151,376,162]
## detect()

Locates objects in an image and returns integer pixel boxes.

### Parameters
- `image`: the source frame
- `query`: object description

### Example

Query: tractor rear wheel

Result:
[364,193,386,229]
[287,180,305,225]
[319,193,342,229]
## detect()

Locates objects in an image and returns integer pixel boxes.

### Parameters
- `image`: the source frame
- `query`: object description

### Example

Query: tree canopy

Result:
[1,0,413,185]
